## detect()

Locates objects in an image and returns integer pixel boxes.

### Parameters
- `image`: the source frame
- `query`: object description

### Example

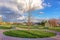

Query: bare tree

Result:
[17,0,44,29]
[27,0,33,26]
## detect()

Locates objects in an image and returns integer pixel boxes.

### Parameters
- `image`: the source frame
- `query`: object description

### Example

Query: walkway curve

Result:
[0,29,60,40]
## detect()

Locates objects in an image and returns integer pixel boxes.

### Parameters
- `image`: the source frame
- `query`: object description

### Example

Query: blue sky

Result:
[31,0,60,19]
[0,0,60,22]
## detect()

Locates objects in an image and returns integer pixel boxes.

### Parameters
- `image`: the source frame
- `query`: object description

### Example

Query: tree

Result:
[17,0,44,26]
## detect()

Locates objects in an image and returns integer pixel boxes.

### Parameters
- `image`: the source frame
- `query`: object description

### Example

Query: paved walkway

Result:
[0,29,60,40]
[0,30,7,40]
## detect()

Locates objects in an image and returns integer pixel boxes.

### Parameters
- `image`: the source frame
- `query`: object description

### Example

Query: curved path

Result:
[0,29,60,40]
[0,30,7,40]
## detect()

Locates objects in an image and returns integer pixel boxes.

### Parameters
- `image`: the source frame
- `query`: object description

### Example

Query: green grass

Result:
[4,30,56,38]
[14,25,44,29]
[48,27,60,32]
[0,25,12,29]
[12,24,60,32]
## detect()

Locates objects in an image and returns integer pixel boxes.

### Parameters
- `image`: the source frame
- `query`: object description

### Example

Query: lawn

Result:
[0,25,12,29]
[48,27,60,32]
[12,24,60,32]
[14,24,44,29]
[0,24,60,32]
[4,30,56,38]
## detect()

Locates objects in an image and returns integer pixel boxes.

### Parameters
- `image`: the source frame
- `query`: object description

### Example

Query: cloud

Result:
[17,0,44,12]
[39,12,44,14]
[0,0,45,22]
[43,3,52,7]
[0,0,44,13]
[17,16,25,20]
[0,1,18,12]
[0,6,23,22]
[0,15,2,17]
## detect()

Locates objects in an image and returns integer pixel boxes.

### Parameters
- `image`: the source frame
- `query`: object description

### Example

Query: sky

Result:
[32,0,60,19]
[0,0,60,22]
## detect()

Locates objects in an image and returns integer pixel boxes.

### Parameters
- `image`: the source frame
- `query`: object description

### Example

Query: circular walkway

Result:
[0,29,60,40]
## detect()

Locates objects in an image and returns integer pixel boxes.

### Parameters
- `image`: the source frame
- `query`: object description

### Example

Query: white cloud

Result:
[43,3,52,7]
[0,15,2,17]
[0,2,18,12]
[0,0,45,21]
[0,0,44,13]
[39,12,44,14]
[17,16,25,20]
[17,0,44,12]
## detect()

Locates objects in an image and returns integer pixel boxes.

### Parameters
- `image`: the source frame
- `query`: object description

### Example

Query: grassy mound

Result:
[4,30,56,38]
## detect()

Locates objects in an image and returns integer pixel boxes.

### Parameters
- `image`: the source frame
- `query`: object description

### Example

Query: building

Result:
[48,19,60,27]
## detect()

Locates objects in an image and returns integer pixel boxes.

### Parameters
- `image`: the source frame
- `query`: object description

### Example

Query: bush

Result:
[4,30,56,38]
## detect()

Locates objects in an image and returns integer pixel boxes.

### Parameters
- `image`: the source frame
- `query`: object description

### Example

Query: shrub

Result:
[4,30,56,38]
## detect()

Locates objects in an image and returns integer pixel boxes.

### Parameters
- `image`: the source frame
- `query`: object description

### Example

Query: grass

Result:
[4,30,56,38]
[0,25,12,29]
[48,27,60,32]
[12,24,60,32]
[14,24,44,29]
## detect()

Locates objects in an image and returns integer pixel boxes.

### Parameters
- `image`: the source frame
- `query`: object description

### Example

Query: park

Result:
[0,0,60,40]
